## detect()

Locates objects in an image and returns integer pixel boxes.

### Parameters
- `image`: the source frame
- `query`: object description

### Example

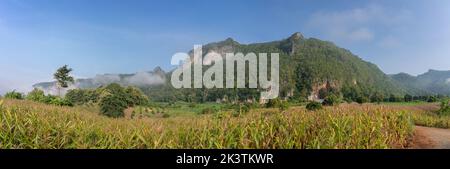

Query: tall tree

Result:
[54,65,74,96]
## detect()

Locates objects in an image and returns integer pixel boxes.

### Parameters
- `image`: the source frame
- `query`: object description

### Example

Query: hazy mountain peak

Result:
[288,32,304,41]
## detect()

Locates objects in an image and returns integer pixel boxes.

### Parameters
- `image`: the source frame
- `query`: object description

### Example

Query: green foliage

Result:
[438,100,450,116]
[49,97,73,107]
[65,89,98,105]
[322,94,340,106]
[356,96,369,104]
[427,96,438,103]
[233,103,251,117]
[306,101,322,111]
[389,94,403,102]
[26,88,46,102]
[4,90,24,100]
[98,83,129,118]
[200,107,216,115]
[53,65,74,88]
[265,98,289,111]
[188,102,197,108]
[404,94,413,102]
[99,92,127,118]
[124,86,149,107]
[370,92,384,104]
[266,98,282,108]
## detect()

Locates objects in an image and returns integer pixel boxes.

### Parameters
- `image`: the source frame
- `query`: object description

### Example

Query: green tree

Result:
[356,96,369,104]
[53,65,74,96]
[99,92,127,118]
[370,92,384,104]
[404,94,413,102]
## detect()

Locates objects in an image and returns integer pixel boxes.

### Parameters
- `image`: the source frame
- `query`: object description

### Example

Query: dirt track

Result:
[411,126,450,149]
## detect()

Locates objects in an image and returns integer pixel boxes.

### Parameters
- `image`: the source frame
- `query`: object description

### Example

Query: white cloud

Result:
[307,4,412,43]
[378,36,402,48]
[348,28,374,41]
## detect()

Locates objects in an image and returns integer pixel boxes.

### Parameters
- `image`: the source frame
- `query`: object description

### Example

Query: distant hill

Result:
[33,67,166,95]
[391,70,450,96]
[188,32,405,100]
[37,32,449,101]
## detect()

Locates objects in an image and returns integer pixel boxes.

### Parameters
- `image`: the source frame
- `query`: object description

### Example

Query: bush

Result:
[26,88,46,102]
[200,107,216,115]
[389,94,403,102]
[188,102,197,108]
[279,101,290,111]
[306,101,322,111]
[162,113,170,118]
[41,95,57,104]
[266,98,282,108]
[99,93,127,118]
[427,96,438,103]
[4,90,24,100]
[65,89,99,105]
[322,94,340,106]
[98,84,131,118]
[438,100,450,116]
[124,86,149,107]
[356,96,369,104]
[265,98,289,111]
[233,103,251,117]
[404,94,413,102]
[370,92,384,103]
[49,97,73,107]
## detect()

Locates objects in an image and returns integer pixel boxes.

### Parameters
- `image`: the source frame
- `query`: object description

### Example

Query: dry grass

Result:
[0,99,429,149]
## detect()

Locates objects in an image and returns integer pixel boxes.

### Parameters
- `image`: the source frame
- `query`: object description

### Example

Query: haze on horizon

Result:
[1,0,450,94]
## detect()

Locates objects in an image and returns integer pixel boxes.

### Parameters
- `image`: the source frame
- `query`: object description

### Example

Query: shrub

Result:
[279,101,289,111]
[200,107,216,115]
[41,95,57,104]
[188,103,197,108]
[437,100,450,116]
[306,101,322,111]
[370,92,384,104]
[49,97,73,107]
[26,88,46,102]
[427,96,438,103]
[99,93,127,118]
[266,98,281,108]
[233,103,251,117]
[356,96,369,104]
[322,94,340,106]
[389,94,403,102]
[4,90,24,100]
[265,98,289,111]
[162,113,170,118]
[124,86,149,107]
[65,89,98,105]
[404,94,413,102]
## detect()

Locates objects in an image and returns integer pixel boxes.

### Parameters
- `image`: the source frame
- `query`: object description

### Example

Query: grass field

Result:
[0,99,447,149]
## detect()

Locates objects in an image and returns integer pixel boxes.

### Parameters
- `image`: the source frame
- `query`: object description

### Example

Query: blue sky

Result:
[0,0,450,94]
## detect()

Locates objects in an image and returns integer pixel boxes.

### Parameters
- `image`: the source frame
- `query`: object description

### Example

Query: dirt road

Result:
[411,126,450,149]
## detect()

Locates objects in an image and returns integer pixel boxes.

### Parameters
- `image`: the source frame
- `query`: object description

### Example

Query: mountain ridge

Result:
[32,33,449,101]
